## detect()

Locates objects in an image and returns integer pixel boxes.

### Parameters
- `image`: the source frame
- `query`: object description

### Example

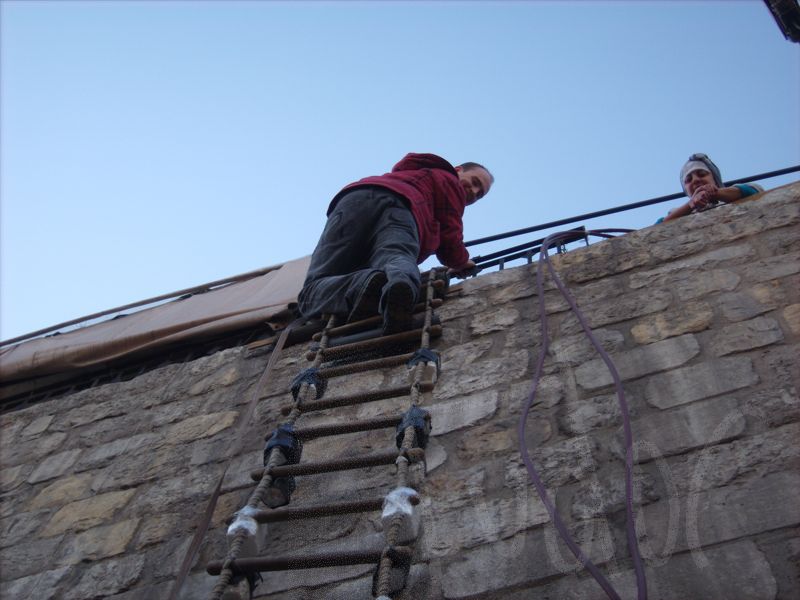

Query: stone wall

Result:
[1,183,798,599]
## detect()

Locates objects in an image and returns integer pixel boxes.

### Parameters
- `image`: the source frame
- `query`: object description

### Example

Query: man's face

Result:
[684,168,715,196]
[456,166,493,205]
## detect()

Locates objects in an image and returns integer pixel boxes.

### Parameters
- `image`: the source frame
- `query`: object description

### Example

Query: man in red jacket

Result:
[298,153,493,334]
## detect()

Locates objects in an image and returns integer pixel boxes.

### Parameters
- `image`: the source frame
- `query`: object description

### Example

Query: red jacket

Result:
[329,153,470,268]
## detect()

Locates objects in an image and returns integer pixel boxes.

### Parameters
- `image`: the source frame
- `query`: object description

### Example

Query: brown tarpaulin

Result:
[0,256,310,383]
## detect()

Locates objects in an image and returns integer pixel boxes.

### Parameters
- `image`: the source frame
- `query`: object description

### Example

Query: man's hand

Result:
[448,259,477,279]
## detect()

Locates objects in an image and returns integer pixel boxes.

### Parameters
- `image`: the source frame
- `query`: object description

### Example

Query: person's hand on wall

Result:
[689,183,718,210]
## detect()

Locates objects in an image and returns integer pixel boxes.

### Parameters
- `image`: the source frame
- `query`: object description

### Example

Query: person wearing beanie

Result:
[659,153,763,223]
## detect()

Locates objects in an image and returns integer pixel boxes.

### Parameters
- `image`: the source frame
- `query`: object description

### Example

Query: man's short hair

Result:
[459,161,494,184]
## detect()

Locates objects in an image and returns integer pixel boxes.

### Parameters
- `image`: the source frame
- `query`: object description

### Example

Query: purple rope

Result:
[517,228,647,600]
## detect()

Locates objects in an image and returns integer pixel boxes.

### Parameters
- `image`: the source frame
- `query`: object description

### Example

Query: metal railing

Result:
[466,164,800,273]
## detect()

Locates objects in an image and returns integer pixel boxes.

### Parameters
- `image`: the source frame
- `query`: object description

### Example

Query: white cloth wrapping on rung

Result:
[227,505,266,557]
[381,487,421,543]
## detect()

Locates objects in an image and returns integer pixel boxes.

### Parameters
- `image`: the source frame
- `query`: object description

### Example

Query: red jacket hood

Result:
[391,153,458,175]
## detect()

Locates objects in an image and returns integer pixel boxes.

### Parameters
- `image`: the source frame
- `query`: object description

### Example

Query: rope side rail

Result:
[206,270,446,600]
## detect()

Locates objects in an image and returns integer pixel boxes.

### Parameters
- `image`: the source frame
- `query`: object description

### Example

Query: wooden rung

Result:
[250,448,424,481]
[247,497,385,524]
[294,415,403,440]
[282,382,434,415]
[316,352,416,379]
[313,298,444,341]
[307,325,442,362]
[206,546,412,575]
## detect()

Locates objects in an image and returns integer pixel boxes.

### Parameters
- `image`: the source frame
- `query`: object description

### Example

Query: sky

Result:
[1,0,799,342]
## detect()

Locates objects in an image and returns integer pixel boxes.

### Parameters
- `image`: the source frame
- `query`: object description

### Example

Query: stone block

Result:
[672,269,742,301]
[64,554,146,600]
[456,421,527,462]
[757,344,800,392]
[255,533,383,595]
[188,364,241,396]
[644,356,758,409]
[742,388,800,428]
[426,438,448,473]
[638,471,800,556]
[0,566,70,600]
[627,396,745,461]
[130,467,219,513]
[488,276,537,304]
[429,390,498,436]
[134,511,182,548]
[421,490,549,557]
[718,282,784,322]
[561,289,672,335]
[508,374,564,410]
[559,392,638,435]
[550,328,625,365]
[575,334,699,391]
[630,302,713,344]
[142,535,192,579]
[439,337,494,370]
[1,431,67,468]
[571,276,627,306]
[741,250,800,283]
[0,463,27,492]
[554,234,651,283]
[0,509,51,548]
[470,305,521,335]
[0,534,63,580]
[628,244,753,290]
[760,223,800,254]
[784,303,800,335]
[438,290,490,319]
[663,421,800,497]
[57,398,129,429]
[57,518,140,565]
[75,413,152,447]
[505,539,777,600]
[41,489,135,537]
[506,435,598,489]
[435,349,530,401]
[425,467,486,511]
[20,415,54,437]
[75,432,162,472]
[570,464,657,520]
[27,448,82,484]
[441,520,614,598]
[164,411,238,445]
[710,315,784,356]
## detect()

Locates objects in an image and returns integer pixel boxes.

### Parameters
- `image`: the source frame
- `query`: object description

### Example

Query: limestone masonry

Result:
[1,182,798,599]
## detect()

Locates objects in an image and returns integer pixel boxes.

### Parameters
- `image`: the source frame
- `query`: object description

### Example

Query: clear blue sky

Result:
[2,0,798,341]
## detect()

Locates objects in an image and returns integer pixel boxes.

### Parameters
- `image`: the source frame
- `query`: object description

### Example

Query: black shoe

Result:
[382,281,414,335]
[348,271,388,323]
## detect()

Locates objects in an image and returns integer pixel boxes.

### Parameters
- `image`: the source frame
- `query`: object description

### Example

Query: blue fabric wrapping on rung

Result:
[290,367,326,400]
[264,423,303,465]
[395,404,431,449]
[407,348,441,376]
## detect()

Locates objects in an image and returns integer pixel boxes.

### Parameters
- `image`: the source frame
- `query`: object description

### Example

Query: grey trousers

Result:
[298,187,421,319]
